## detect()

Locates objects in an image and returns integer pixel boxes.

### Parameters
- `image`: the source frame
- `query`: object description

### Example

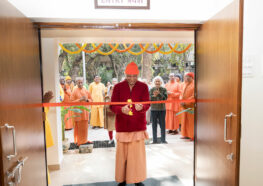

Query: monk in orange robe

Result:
[165,73,181,135]
[63,76,73,129]
[180,72,195,140]
[70,78,92,146]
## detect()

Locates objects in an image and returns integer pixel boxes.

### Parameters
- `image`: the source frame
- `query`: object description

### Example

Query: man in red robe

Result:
[110,62,150,186]
[180,72,195,140]
[70,78,92,146]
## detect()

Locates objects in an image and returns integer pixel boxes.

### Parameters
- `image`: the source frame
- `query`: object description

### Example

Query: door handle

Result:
[224,113,234,144]
[0,124,17,160]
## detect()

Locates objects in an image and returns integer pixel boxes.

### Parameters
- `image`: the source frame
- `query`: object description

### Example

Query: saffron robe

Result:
[70,87,92,145]
[88,82,106,127]
[63,84,73,129]
[181,81,195,139]
[115,131,148,184]
[165,81,181,130]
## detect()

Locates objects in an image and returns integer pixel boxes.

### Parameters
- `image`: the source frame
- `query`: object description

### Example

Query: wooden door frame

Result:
[35,22,201,31]
[36,22,199,186]
[36,21,241,186]
[37,22,199,186]
[37,27,49,185]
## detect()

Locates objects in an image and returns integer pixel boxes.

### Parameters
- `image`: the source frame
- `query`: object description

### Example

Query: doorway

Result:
[41,29,195,186]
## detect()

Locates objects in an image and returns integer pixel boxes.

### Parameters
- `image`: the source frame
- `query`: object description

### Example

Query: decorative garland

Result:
[109,43,134,53]
[153,43,179,55]
[60,43,192,55]
[123,43,150,56]
[168,43,192,54]
[59,43,87,54]
[76,43,103,53]
[91,43,119,55]
[139,43,164,54]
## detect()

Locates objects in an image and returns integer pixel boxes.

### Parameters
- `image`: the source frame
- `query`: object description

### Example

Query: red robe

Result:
[110,80,150,132]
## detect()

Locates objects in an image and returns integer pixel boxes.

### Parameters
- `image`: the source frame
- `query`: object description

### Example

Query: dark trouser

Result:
[151,110,166,143]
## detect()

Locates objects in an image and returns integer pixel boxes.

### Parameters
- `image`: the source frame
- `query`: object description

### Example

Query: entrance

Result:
[0,0,243,185]
[41,31,195,186]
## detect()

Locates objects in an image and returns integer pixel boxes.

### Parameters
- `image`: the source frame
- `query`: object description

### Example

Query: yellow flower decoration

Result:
[153,43,179,55]
[91,43,119,55]
[123,43,150,56]
[59,43,87,54]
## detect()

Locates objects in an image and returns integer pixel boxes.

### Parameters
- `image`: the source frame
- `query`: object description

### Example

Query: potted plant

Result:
[61,106,90,152]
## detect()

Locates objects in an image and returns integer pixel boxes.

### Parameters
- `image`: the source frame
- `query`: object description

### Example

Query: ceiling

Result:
[8,0,233,23]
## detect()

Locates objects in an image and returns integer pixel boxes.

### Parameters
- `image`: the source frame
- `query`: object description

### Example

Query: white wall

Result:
[240,0,263,185]
[41,38,63,166]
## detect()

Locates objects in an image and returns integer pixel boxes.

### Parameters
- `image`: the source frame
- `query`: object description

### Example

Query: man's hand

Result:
[121,105,130,115]
[43,91,54,103]
[135,104,143,111]
[153,90,160,97]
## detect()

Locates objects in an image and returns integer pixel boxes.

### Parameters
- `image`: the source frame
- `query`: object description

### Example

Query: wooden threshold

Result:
[34,22,201,31]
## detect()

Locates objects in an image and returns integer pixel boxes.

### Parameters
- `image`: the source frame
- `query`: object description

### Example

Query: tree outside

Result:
[59,43,194,84]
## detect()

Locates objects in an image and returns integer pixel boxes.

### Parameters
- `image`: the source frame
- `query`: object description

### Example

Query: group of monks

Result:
[59,71,195,147]
[165,72,195,140]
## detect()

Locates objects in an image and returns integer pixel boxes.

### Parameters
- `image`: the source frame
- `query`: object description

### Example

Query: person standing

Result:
[104,85,116,144]
[63,76,73,130]
[150,76,168,144]
[175,74,183,89]
[105,77,118,144]
[43,91,54,185]
[59,77,65,102]
[110,62,150,186]
[71,78,92,146]
[89,76,106,128]
[180,72,195,140]
[165,73,181,135]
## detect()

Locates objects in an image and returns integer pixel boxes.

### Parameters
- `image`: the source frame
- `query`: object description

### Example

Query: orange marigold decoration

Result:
[168,43,192,54]
[109,43,135,53]
[139,43,164,54]
[75,43,103,53]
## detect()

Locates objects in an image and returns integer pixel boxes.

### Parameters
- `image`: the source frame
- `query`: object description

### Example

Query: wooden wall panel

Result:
[0,0,46,185]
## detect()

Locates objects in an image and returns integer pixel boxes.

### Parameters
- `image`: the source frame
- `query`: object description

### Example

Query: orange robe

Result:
[70,87,92,145]
[115,131,148,184]
[165,81,181,130]
[178,81,184,125]
[63,85,73,129]
[181,81,195,139]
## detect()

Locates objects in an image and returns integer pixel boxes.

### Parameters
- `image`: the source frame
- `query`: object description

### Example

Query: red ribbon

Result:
[43,99,196,107]
[0,99,196,110]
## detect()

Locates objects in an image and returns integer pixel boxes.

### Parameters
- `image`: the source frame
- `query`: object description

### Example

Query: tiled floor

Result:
[50,125,193,186]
